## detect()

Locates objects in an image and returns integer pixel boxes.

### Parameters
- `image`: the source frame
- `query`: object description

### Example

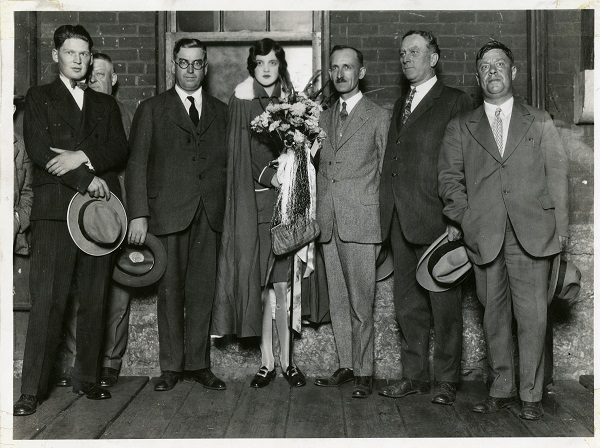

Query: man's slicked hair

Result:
[173,38,207,61]
[330,45,364,67]
[476,40,515,66]
[402,30,440,57]
[53,24,93,50]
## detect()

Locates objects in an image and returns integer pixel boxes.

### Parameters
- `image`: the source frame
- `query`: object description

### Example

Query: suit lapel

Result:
[397,80,443,138]
[321,103,336,153]
[466,106,503,163]
[166,88,196,134]
[502,102,534,161]
[197,93,216,137]
[49,79,82,132]
[77,90,105,145]
[337,97,370,150]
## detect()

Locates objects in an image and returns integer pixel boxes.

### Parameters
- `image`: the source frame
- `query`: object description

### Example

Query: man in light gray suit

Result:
[314,45,391,399]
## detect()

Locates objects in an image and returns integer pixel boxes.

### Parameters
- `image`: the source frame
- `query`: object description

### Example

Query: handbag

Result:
[271,219,320,255]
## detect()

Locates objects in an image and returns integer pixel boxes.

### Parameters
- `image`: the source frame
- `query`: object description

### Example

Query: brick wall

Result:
[330,10,529,109]
[37,11,157,110]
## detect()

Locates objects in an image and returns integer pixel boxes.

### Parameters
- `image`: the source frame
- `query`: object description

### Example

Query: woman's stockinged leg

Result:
[273,281,291,371]
[260,287,275,370]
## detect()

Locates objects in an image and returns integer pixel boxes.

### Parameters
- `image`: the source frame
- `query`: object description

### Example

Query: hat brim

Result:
[67,192,127,256]
[547,253,561,303]
[417,231,472,292]
[112,233,167,288]
[376,244,394,282]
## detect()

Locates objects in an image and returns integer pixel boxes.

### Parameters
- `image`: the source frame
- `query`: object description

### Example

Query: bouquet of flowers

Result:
[250,85,326,255]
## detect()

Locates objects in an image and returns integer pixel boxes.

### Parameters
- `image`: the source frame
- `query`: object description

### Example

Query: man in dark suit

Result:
[126,38,228,392]
[14,25,128,416]
[379,30,472,405]
[314,45,391,399]
[438,40,569,420]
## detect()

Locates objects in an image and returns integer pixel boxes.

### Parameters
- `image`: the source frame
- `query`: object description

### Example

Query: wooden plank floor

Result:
[11,377,594,439]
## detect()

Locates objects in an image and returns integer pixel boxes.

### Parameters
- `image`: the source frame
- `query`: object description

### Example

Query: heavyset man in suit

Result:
[314,45,391,399]
[60,52,136,389]
[378,30,472,405]
[14,24,128,416]
[126,38,228,392]
[438,40,569,420]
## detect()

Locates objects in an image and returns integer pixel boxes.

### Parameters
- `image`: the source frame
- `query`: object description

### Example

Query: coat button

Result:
[331,179,336,183]
[192,156,197,161]
[393,156,398,161]
[391,173,397,177]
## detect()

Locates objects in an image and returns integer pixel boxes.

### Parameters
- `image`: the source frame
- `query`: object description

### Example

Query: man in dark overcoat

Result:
[14,24,128,416]
[126,38,228,392]
[379,30,472,405]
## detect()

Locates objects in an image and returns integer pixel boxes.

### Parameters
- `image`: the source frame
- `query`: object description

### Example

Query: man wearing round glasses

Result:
[126,38,229,393]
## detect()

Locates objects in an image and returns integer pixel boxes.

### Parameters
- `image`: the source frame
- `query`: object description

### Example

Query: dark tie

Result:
[401,87,416,125]
[340,101,348,121]
[69,79,87,90]
[187,96,199,127]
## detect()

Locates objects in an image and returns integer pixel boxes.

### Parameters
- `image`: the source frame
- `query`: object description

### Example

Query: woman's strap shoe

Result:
[250,366,276,388]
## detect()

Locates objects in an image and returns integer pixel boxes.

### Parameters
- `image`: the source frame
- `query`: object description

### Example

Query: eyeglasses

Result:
[175,58,207,70]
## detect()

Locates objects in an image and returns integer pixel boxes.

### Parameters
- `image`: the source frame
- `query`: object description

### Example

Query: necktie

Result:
[340,101,348,121]
[69,79,87,90]
[401,87,416,125]
[493,107,503,156]
[188,96,199,127]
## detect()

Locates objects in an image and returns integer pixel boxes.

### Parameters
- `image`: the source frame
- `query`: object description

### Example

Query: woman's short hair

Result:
[247,38,287,78]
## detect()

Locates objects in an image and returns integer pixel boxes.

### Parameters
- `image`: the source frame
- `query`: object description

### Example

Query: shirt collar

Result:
[484,96,514,118]
[340,91,363,114]
[175,84,203,105]
[59,73,79,91]
[412,75,437,95]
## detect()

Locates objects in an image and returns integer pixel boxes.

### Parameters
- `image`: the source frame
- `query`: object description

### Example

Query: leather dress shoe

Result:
[73,382,112,400]
[154,371,182,392]
[188,368,227,390]
[379,377,430,398]
[472,395,519,414]
[99,367,119,387]
[352,376,373,399]
[431,381,457,406]
[14,394,39,416]
[250,366,276,388]
[314,368,354,387]
[519,400,544,420]
[283,365,306,388]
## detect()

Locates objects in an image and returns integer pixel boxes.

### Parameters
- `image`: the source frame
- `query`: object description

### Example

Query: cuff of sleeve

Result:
[258,166,277,187]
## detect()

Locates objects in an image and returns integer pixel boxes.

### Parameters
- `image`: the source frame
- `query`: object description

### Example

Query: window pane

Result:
[223,11,266,31]
[177,11,218,32]
[270,11,313,32]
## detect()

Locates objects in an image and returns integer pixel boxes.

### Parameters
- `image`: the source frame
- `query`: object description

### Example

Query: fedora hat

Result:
[376,242,394,281]
[548,254,581,303]
[67,192,127,256]
[416,231,472,292]
[112,234,167,287]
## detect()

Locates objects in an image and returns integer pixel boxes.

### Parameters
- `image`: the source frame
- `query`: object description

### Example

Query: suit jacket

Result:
[317,95,391,244]
[438,101,569,265]
[24,78,128,221]
[14,107,33,255]
[126,87,228,235]
[379,80,472,245]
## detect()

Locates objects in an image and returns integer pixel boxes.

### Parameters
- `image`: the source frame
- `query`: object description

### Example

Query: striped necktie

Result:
[401,87,416,125]
[493,107,503,156]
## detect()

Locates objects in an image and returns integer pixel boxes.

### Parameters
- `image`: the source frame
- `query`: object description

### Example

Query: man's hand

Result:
[446,223,463,242]
[87,176,111,199]
[559,236,569,251]
[128,217,148,245]
[46,148,87,176]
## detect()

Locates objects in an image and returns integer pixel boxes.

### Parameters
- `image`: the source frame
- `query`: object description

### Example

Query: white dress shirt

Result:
[340,91,363,114]
[483,96,514,155]
[59,73,84,110]
[409,75,437,112]
[175,84,203,121]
